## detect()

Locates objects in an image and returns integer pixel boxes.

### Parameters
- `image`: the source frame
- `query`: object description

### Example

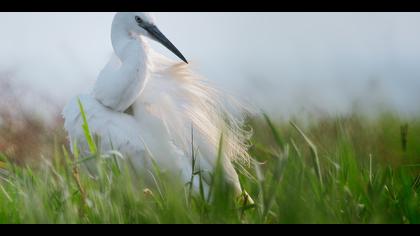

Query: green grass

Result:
[0,112,419,224]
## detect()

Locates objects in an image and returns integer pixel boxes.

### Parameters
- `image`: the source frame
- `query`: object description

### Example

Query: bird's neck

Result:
[111,22,150,64]
[92,24,150,112]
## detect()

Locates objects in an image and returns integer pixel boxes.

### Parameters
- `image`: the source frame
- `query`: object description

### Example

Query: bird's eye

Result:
[135,16,143,24]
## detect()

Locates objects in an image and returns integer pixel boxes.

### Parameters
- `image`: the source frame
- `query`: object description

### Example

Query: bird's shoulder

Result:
[62,94,145,143]
[62,94,102,132]
[62,94,101,118]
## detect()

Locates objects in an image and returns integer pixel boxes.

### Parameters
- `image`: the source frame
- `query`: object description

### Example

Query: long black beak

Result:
[144,25,188,64]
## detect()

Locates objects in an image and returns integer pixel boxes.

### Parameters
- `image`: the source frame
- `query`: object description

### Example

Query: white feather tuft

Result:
[135,54,253,170]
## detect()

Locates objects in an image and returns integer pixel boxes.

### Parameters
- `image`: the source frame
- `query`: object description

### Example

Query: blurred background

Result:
[1,12,420,161]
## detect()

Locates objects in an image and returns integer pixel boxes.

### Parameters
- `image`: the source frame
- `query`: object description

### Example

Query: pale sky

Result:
[1,12,420,118]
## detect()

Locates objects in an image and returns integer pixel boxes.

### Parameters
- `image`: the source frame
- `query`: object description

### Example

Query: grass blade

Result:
[290,121,323,187]
[77,98,97,154]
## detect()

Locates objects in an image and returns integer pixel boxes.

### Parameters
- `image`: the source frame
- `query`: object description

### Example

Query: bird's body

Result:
[63,12,251,197]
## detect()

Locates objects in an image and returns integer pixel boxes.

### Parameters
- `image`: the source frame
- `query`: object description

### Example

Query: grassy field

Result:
[0,111,419,224]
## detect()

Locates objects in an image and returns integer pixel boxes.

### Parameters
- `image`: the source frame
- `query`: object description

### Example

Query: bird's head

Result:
[114,12,188,64]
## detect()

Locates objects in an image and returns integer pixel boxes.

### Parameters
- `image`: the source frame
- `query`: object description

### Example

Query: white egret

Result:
[63,12,252,199]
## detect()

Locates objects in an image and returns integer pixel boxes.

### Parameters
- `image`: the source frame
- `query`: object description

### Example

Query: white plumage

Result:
[63,12,252,197]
